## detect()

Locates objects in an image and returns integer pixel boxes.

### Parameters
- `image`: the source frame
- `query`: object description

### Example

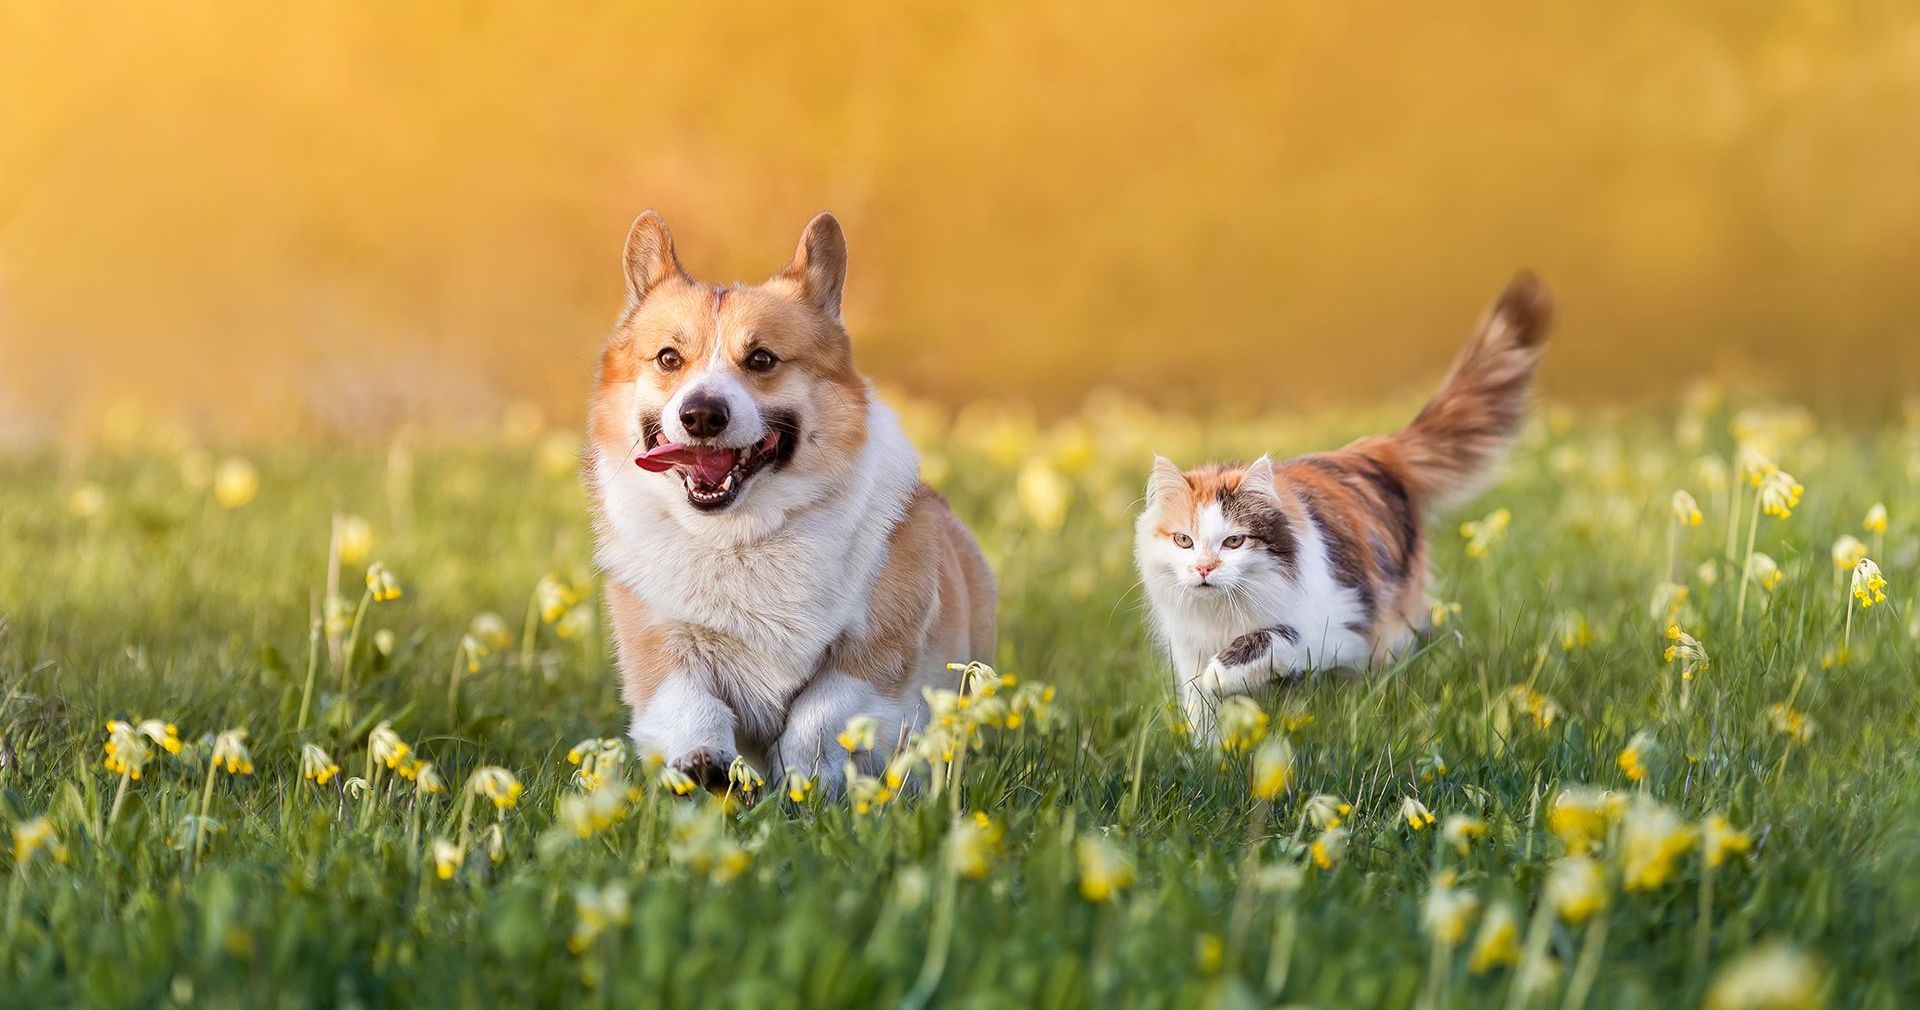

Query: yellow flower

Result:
[1746,552,1783,592]
[468,766,524,809]
[1756,468,1803,519]
[1503,685,1565,730]
[1863,502,1888,536]
[948,813,1004,880]
[1548,788,1623,852]
[535,574,579,624]
[1400,796,1437,831]
[837,715,878,754]
[213,456,260,509]
[1305,794,1351,830]
[1702,813,1753,870]
[1075,835,1136,902]
[1311,826,1348,870]
[1467,902,1522,974]
[846,761,893,815]
[431,838,464,881]
[334,514,374,566]
[104,719,175,779]
[470,612,513,650]
[1554,612,1592,652]
[369,722,411,770]
[1546,854,1609,924]
[1620,798,1697,891]
[1830,535,1868,573]
[1460,507,1512,560]
[783,769,816,804]
[1423,875,1481,946]
[1704,943,1826,1010]
[412,761,446,795]
[1664,624,1711,674]
[1850,558,1887,608]
[1250,737,1294,800]
[659,766,697,796]
[12,816,69,866]
[727,756,764,794]
[1215,696,1270,755]
[567,737,629,791]
[211,729,254,775]
[365,562,403,603]
[1429,600,1463,628]
[1016,457,1073,533]
[567,883,632,955]
[1671,489,1704,527]
[559,780,631,838]
[1649,582,1690,622]
[299,744,340,786]
[1766,703,1815,745]
[1443,815,1488,856]
[1617,731,1655,782]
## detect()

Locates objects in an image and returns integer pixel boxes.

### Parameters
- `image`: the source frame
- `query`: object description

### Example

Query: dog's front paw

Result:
[671,746,732,793]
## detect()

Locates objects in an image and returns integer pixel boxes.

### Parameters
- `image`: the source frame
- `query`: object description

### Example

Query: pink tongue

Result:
[634,443,735,484]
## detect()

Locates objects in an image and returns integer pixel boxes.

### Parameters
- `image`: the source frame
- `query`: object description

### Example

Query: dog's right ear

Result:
[623,211,685,306]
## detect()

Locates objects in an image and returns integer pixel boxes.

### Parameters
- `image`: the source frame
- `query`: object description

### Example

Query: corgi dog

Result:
[587,211,995,792]
[1134,274,1552,741]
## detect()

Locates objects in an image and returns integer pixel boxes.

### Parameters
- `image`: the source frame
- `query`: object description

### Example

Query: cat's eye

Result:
[745,348,779,373]
[655,348,684,372]
[1172,533,1194,549]
[1222,535,1246,549]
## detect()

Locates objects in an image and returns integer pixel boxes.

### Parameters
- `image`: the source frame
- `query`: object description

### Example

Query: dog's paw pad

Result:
[673,747,731,792]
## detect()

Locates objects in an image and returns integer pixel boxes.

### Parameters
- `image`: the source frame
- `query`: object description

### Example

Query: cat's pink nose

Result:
[1195,559,1220,578]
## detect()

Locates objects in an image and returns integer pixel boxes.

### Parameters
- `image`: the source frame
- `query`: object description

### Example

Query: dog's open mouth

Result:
[633,414,797,512]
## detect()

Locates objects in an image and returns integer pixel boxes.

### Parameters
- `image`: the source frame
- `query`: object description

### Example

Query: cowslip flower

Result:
[1215,696,1270,755]
[412,761,446,795]
[567,883,632,955]
[1851,558,1887,608]
[1467,902,1522,974]
[1429,600,1463,628]
[727,756,765,794]
[1618,731,1655,782]
[948,812,1004,880]
[846,762,893,815]
[1400,796,1437,831]
[1704,944,1825,1010]
[1443,815,1488,856]
[211,729,254,775]
[1672,489,1704,527]
[1746,552,1783,592]
[1831,535,1869,573]
[431,838,464,880]
[365,562,403,603]
[334,514,374,567]
[535,574,579,624]
[659,766,698,797]
[1766,703,1815,744]
[1460,507,1511,560]
[369,722,411,770]
[1423,874,1480,946]
[1664,624,1711,673]
[1503,685,1564,730]
[213,456,260,509]
[567,737,628,791]
[1548,788,1623,852]
[1304,794,1351,830]
[784,768,816,804]
[1546,854,1609,924]
[1702,813,1753,869]
[1311,826,1348,870]
[1619,798,1697,891]
[1756,468,1803,518]
[1649,581,1690,623]
[1863,502,1888,536]
[300,744,340,785]
[837,715,878,754]
[559,781,631,838]
[1250,737,1294,799]
[1075,835,1136,901]
[469,766,524,809]
[12,816,69,866]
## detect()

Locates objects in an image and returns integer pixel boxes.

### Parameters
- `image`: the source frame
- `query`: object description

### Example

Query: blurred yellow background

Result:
[3,1,1917,439]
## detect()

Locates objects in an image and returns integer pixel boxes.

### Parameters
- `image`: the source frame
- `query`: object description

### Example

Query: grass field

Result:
[1,393,1915,1008]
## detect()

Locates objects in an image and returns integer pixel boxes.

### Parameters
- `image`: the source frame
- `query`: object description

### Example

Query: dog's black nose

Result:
[679,395,730,439]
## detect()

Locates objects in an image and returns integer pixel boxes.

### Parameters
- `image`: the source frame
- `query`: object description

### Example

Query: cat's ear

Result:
[1146,455,1189,505]
[1239,455,1278,500]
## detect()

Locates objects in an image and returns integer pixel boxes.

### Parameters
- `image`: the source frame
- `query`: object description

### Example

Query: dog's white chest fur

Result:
[593,402,920,739]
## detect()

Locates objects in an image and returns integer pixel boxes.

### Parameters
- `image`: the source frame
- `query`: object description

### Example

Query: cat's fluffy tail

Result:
[1355,273,1553,513]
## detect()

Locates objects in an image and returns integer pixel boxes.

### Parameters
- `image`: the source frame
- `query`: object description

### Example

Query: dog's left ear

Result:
[778,212,848,320]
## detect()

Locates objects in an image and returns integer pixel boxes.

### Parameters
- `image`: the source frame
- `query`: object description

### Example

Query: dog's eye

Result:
[1222,535,1246,549]
[1172,533,1194,549]
[744,348,778,373]
[655,348,684,372]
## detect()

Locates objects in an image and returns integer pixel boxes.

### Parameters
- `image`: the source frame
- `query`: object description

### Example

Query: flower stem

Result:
[448,647,466,726]
[340,587,374,727]
[1560,911,1610,1010]
[106,770,131,831]
[900,858,959,1010]
[1734,493,1762,632]
[296,615,322,732]
[519,591,541,675]
[192,760,220,873]
[1692,866,1716,975]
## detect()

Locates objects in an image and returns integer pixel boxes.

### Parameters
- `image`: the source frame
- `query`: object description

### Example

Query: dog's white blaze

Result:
[596,395,923,762]
[661,368,767,448]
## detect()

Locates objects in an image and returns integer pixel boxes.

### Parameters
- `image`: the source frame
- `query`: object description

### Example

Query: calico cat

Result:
[1134,274,1552,739]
